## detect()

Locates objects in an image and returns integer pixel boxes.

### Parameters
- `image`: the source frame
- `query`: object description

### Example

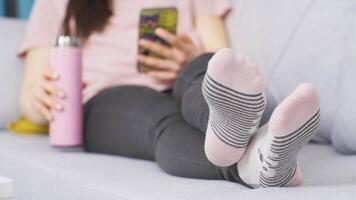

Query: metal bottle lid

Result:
[55,36,80,47]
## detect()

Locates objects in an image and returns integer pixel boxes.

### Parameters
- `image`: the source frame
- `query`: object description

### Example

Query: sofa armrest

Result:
[0,17,26,128]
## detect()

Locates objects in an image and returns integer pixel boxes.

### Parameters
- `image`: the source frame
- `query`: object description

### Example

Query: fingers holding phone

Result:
[139,28,200,65]
[138,29,202,82]
[137,7,202,82]
[155,28,201,62]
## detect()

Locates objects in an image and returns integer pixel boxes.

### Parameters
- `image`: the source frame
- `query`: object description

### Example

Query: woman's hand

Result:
[31,68,65,122]
[138,28,202,82]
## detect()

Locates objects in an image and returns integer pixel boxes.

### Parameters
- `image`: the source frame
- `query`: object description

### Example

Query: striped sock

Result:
[203,48,266,167]
[238,83,320,188]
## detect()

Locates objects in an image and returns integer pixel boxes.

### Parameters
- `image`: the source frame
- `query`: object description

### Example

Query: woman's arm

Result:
[20,48,63,125]
[20,48,49,124]
[195,16,230,52]
[137,16,230,82]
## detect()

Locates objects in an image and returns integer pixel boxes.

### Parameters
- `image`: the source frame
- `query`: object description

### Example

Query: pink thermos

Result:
[49,36,82,147]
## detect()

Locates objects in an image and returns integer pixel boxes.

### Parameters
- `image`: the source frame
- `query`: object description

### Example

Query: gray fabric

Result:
[83,54,245,184]
[0,17,25,128]
[227,0,356,154]
[84,86,223,180]
[0,131,355,200]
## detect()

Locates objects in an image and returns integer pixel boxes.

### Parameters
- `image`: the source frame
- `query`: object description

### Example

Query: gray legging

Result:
[83,53,259,186]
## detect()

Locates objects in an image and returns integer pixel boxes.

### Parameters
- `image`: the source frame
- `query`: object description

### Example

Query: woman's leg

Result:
[175,49,320,188]
[173,53,213,132]
[83,85,244,183]
[173,52,277,133]
[83,86,179,160]
[170,52,255,183]
[174,50,267,166]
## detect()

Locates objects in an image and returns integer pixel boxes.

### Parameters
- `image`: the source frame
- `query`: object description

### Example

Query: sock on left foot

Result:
[202,48,266,167]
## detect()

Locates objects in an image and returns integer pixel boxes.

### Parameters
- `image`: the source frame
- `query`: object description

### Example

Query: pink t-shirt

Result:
[19,0,231,102]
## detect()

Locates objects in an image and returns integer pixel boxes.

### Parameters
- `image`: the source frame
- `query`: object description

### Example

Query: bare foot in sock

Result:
[238,83,320,188]
[202,48,266,167]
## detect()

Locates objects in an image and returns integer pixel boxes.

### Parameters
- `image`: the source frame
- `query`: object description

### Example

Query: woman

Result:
[19,0,320,188]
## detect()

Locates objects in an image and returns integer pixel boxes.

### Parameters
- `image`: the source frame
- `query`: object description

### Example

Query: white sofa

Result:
[1,0,356,199]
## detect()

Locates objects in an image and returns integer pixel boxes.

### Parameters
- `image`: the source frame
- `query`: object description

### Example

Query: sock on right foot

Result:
[237,83,320,188]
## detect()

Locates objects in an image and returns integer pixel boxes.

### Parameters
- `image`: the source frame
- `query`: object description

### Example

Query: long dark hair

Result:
[62,0,113,41]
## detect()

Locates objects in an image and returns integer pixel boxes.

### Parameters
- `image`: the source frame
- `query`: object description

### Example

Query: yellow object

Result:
[6,117,48,135]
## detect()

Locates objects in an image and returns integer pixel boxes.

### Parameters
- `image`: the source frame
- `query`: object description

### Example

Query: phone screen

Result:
[137,7,178,73]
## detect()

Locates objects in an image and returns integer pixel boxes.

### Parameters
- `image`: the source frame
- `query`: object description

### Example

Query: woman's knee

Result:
[173,53,214,100]
[181,83,209,132]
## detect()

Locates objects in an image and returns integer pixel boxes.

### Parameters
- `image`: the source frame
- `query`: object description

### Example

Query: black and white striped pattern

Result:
[259,110,320,187]
[202,74,266,148]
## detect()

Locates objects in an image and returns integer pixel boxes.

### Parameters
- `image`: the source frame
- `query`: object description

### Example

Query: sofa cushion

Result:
[0,18,25,128]
[0,131,355,200]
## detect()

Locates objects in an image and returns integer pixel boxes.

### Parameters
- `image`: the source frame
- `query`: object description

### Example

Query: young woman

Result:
[19,0,320,188]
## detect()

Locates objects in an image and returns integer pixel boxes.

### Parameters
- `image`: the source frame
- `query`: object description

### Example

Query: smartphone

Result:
[137,7,178,73]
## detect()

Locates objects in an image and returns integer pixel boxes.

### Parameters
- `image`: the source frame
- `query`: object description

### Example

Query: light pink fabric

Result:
[203,48,266,167]
[19,0,231,102]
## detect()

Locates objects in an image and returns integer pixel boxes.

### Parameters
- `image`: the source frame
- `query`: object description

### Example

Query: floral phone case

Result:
[137,7,178,73]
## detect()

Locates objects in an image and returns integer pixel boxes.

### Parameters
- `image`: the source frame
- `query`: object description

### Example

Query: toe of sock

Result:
[206,48,265,95]
[269,83,320,134]
[295,83,320,105]
[207,48,237,76]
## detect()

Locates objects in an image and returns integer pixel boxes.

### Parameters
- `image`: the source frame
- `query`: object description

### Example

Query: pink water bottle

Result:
[49,36,82,147]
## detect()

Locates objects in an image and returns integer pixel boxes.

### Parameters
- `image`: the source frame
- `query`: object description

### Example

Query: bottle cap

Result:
[55,36,80,47]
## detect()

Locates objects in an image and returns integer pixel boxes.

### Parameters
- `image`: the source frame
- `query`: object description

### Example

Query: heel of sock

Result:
[286,166,303,187]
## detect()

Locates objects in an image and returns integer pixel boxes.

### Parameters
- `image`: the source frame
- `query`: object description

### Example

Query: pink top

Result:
[19,0,231,102]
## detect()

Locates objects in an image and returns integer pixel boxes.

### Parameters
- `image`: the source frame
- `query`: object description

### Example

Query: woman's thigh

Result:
[83,85,180,160]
